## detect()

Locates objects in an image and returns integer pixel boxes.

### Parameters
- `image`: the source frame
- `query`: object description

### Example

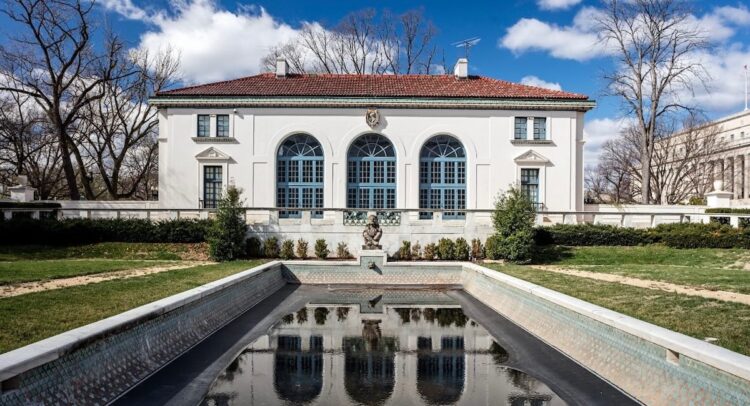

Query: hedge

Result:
[0,218,212,245]
[704,208,750,214]
[535,223,750,249]
[534,224,656,246]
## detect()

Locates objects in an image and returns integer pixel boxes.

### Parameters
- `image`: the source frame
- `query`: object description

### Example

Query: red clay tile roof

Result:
[156,73,588,100]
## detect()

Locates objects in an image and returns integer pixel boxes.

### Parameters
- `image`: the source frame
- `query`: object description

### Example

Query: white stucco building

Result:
[149,59,594,251]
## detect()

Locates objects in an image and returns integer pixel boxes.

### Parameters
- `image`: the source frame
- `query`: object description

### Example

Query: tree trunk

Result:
[641,144,651,204]
[56,128,81,200]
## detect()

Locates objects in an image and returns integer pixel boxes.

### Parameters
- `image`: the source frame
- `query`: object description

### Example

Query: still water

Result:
[201,289,565,406]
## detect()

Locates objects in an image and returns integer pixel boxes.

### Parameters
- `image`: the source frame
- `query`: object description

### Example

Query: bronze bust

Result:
[362,214,383,250]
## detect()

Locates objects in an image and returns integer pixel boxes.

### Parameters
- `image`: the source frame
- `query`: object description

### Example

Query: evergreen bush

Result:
[246,237,262,258]
[280,239,295,259]
[399,241,412,260]
[454,238,470,261]
[336,242,351,259]
[437,238,455,260]
[411,241,422,260]
[470,238,484,260]
[264,237,279,258]
[296,239,309,259]
[423,243,437,260]
[314,239,329,259]
[489,186,536,262]
[207,186,248,261]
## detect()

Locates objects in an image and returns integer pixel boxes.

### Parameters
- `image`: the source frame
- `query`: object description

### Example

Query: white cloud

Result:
[520,75,562,91]
[499,8,607,61]
[583,117,628,164]
[537,0,582,11]
[685,45,750,113]
[103,0,299,84]
[499,5,750,61]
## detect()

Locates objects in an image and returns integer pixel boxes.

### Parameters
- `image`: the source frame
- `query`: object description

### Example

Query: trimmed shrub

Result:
[280,240,295,259]
[437,238,455,260]
[336,242,352,259]
[264,237,279,258]
[654,223,750,249]
[0,217,212,245]
[246,237,262,258]
[705,208,750,214]
[399,241,412,260]
[411,241,422,260]
[534,224,655,246]
[488,186,536,262]
[423,243,437,260]
[314,239,329,259]
[454,238,470,261]
[208,186,248,261]
[484,235,501,260]
[296,239,309,259]
[470,238,484,260]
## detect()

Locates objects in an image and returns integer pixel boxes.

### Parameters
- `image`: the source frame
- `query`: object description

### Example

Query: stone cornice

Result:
[149,96,596,112]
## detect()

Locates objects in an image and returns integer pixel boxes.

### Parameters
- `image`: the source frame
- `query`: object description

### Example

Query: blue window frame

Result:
[419,135,466,219]
[203,166,222,208]
[197,115,210,137]
[347,134,396,209]
[533,117,546,140]
[521,168,540,206]
[514,117,527,140]
[277,134,324,218]
[216,114,230,137]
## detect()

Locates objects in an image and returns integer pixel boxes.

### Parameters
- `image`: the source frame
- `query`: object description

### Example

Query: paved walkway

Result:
[532,265,750,306]
[0,261,211,298]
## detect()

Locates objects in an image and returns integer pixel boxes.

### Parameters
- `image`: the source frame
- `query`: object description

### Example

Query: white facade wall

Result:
[158,107,585,212]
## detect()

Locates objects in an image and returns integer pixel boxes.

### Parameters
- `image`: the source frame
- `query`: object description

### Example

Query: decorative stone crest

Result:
[365,108,379,129]
[362,214,383,250]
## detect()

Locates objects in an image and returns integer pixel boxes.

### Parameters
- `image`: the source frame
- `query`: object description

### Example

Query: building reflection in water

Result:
[201,290,566,406]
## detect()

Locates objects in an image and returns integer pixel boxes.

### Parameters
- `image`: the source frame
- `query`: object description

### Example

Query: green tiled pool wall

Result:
[282,257,463,285]
[462,268,750,405]
[0,265,286,406]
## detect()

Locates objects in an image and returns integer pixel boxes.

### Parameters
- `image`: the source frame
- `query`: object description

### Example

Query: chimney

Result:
[275,57,289,78]
[454,58,468,79]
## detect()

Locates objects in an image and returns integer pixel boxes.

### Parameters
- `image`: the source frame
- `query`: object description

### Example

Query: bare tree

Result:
[0,92,66,199]
[262,8,442,75]
[77,48,179,200]
[0,0,133,199]
[586,114,724,204]
[596,0,710,204]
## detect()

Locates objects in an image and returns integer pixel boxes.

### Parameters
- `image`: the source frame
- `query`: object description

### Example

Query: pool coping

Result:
[462,262,750,383]
[0,260,281,382]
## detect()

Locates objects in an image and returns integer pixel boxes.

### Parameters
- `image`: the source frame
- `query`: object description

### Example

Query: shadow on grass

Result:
[530,245,573,265]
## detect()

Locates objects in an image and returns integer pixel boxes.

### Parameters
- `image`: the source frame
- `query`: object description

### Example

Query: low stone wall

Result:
[461,263,750,405]
[282,251,463,285]
[0,262,286,406]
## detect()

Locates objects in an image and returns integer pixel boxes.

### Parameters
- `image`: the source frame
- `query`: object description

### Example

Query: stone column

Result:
[746,154,750,199]
[716,159,725,186]
[727,157,735,194]
[736,155,745,200]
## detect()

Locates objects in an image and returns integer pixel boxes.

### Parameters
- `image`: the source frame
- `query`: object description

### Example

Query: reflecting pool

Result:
[201,289,565,406]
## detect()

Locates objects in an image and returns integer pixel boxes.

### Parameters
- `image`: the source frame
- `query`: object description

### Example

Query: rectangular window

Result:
[445,161,456,184]
[374,161,384,183]
[514,117,527,140]
[288,161,299,183]
[302,161,314,183]
[359,189,370,208]
[277,161,286,183]
[521,168,540,205]
[314,162,323,183]
[197,115,210,137]
[457,161,466,184]
[419,162,428,184]
[373,189,384,209]
[386,189,396,208]
[359,161,371,183]
[203,166,222,208]
[347,188,357,208]
[386,161,396,183]
[216,114,230,137]
[431,162,441,184]
[348,161,357,184]
[533,117,546,140]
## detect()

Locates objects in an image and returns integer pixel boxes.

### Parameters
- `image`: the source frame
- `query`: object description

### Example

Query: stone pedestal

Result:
[8,185,35,202]
[706,180,732,208]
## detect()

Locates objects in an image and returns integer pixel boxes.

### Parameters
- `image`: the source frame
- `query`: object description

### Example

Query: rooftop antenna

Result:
[452,37,481,59]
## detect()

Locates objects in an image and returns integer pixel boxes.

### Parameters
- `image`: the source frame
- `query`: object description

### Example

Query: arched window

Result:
[277,134,324,218]
[347,134,396,209]
[419,135,466,219]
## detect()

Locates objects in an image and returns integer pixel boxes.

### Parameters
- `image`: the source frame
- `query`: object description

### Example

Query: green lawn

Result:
[533,245,750,293]
[0,242,207,261]
[0,260,265,353]
[485,259,750,356]
[0,259,174,285]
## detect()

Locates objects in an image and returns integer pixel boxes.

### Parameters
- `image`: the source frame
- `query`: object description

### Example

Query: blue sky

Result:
[2,0,750,162]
